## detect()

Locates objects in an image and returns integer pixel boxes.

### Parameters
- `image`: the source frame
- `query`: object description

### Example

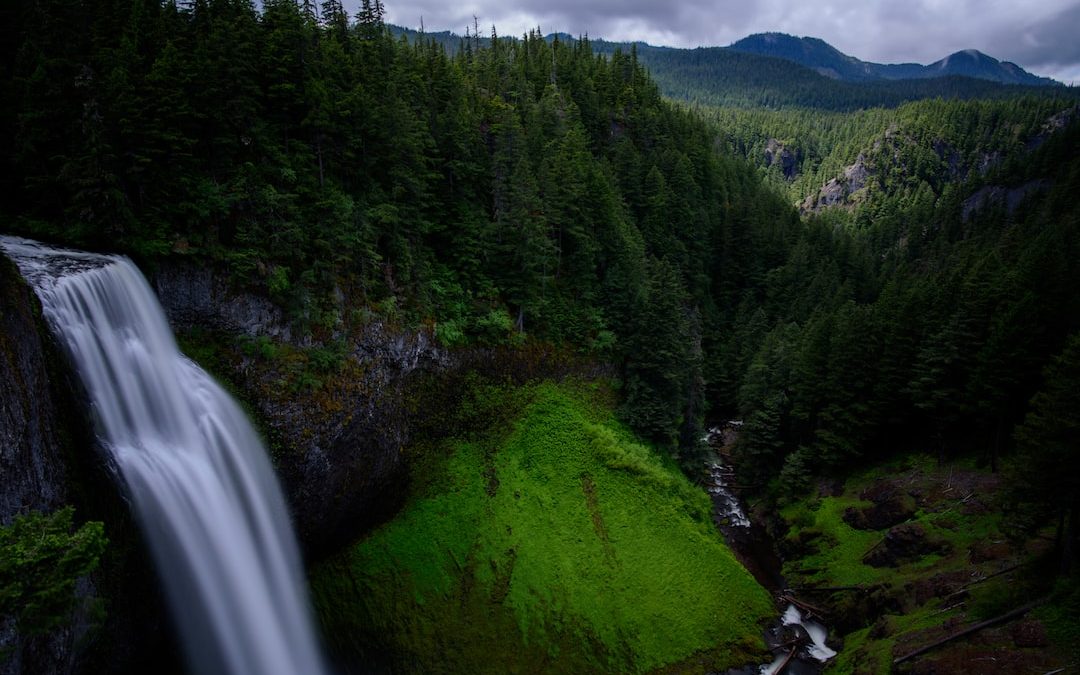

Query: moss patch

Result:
[311,381,773,673]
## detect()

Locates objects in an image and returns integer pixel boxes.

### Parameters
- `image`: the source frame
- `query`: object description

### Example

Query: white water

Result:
[759,604,836,674]
[1,236,326,675]
[704,426,751,528]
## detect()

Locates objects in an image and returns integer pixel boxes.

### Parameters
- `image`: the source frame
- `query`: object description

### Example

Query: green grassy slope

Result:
[311,382,773,673]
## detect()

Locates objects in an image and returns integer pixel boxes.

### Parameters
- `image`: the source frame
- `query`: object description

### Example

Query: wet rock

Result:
[0,254,175,675]
[250,322,445,557]
[765,621,811,653]
[0,256,89,675]
[0,256,72,521]
[151,262,447,557]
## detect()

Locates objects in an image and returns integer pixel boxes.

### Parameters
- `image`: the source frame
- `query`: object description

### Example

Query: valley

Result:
[1,1,1079,673]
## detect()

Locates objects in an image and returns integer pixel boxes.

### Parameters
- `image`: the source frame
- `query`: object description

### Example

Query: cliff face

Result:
[0,256,72,522]
[1,252,479,672]
[0,255,86,675]
[151,262,446,557]
[0,254,180,675]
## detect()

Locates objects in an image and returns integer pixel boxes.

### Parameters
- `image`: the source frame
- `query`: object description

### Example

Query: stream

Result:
[703,423,838,675]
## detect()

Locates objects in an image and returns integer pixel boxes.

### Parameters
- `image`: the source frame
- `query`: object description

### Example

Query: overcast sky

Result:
[364,0,1080,85]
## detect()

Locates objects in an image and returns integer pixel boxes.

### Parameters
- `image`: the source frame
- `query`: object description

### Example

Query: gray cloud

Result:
[363,0,1080,82]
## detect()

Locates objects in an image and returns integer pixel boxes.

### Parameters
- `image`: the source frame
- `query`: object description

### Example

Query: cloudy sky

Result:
[365,0,1080,84]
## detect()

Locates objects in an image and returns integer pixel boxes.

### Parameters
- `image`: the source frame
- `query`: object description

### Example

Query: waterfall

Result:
[0,236,326,675]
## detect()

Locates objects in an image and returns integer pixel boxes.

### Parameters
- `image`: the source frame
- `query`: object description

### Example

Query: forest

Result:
[2,0,1080,672]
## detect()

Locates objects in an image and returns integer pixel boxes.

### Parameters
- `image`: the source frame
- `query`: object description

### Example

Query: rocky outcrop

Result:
[842,480,917,531]
[802,153,872,211]
[0,255,91,675]
[864,523,950,568]
[764,139,800,180]
[0,256,72,522]
[265,322,446,557]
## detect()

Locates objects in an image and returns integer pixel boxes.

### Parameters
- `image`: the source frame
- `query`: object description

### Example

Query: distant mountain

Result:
[589,39,1073,111]
[729,33,1057,86]
[923,49,1057,86]
[388,25,1074,110]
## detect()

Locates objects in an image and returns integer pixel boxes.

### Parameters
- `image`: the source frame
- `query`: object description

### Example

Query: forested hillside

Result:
[707,97,1076,208]
[723,117,1080,497]
[5,0,1080,539]
[0,0,799,461]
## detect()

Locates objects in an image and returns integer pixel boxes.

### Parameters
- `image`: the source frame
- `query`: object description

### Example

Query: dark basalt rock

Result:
[151,262,447,558]
[0,254,177,675]
[0,255,85,674]
[0,256,71,522]
[275,323,446,558]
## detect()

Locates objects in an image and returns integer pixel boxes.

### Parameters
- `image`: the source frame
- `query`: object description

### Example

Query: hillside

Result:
[312,382,774,672]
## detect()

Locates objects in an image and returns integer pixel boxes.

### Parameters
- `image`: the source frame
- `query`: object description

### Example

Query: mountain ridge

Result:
[728,32,1057,86]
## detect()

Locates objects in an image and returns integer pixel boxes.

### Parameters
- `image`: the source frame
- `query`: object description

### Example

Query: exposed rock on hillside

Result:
[802,153,872,211]
[0,256,90,675]
[764,139,800,179]
[0,257,73,522]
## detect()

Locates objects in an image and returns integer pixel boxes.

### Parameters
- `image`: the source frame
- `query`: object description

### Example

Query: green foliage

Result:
[1007,332,1080,569]
[0,508,107,638]
[311,382,772,673]
[725,106,1080,495]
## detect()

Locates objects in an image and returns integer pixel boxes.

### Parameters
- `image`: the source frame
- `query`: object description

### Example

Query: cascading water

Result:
[0,236,326,675]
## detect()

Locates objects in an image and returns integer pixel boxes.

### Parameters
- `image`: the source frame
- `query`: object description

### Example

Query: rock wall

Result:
[151,262,446,557]
[0,256,72,522]
[0,254,179,675]
[0,255,88,675]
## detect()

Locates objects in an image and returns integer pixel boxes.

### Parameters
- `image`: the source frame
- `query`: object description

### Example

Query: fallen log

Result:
[773,647,798,675]
[782,594,828,618]
[892,598,1047,665]
[942,561,1026,603]
[931,601,965,616]
[793,585,870,593]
